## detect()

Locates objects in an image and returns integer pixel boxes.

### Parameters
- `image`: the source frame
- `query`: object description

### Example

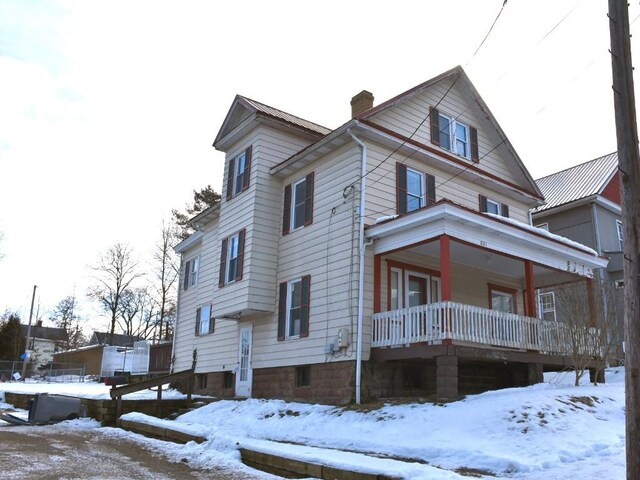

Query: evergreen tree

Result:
[171,185,221,241]
[0,311,24,361]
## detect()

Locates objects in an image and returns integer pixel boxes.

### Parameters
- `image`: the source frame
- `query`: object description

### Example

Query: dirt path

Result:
[0,425,267,480]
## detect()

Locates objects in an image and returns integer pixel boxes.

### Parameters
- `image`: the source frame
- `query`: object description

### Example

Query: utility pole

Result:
[20,285,38,381]
[608,1,640,478]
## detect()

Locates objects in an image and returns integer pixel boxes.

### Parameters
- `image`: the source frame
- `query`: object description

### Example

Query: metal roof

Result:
[240,96,332,136]
[533,152,619,213]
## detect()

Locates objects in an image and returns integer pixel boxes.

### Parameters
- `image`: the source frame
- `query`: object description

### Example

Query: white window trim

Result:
[186,256,200,289]
[486,198,501,215]
[490,289,515,314]
[233,152,247,196]
[286,278,303,339]
[406,167,426,213]
[403,270,441,307]
[439,112,471,159]
[390,267,403,310]
[536,291,556,322]
[616,220,624,251]
[198,304,212,335]
[290,177,307,232]
[225,233,240,284]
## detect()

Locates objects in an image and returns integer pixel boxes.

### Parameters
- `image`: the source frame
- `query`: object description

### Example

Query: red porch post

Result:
[524,260,536,317]
[440,235,452,301]
[374,254,381,313]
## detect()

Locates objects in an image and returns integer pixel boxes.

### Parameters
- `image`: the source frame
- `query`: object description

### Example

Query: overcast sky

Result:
[1,1,638,329]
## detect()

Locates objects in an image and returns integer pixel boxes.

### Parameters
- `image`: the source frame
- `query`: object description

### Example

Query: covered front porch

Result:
[366,201,608,400]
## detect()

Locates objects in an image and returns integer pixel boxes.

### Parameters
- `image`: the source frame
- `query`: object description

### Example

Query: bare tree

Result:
[592,280,625,379]
[87,243,144,345]
[555,280,605,386]
[153,223,179,342]
[116,287,159,339]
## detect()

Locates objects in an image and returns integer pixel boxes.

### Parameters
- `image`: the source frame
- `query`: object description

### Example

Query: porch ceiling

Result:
[366,202,608,279]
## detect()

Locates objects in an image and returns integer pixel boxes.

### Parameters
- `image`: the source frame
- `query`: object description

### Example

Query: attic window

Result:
[226,146,252,201]
[430,107,479,161]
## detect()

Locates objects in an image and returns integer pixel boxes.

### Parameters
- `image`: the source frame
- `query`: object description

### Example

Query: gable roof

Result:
[22,324,68,342]
[533,152,619,213]
[89,331,144,347]
[213,95,331,149]
[270,66,543,202]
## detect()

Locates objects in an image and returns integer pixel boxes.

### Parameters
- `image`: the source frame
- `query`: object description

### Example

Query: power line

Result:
[469,0,509,62]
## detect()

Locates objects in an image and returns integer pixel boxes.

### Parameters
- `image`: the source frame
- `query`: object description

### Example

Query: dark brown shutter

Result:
[479,194,488,213]
[426,174,436,205]
[183,261,191,291]
[218,237,228,287]
[300,275,311,338]
[195,308,201,336]
[397,163,408,214]
[278,282,287,341]
[209,311,215,334]
[283,184,292,235]
[501,203,510,218]
[242,146,252,192]
[226,157,235,201]
[235,229,245,281]
[430,106,440,146]
[470,127,479,162]
[304,172,314,226]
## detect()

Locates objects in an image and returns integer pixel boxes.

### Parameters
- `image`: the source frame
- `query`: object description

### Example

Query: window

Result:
[195,304,214,336]
[198,374,208,390]
[489,285,517,314]
[479,195,509,218]
[183,256,200,290]
[387,262,441,311]
[226,146,252,200]
[218,229,245,287]
[536,291,556,322]
[223,371,234,389]
[617,220,623,250]
[278,275,311,340]
[430,106,479,161]
[283,172,314,234]
[295,366,311,387]
[396,163,436,214]
[535,223,549,231]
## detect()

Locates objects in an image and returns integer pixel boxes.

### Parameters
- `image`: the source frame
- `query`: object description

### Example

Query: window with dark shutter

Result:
[397,163,408,214]
[195,307,201,336]
[430,106,440,146]
[278,282,287,341]
[235,229,245,281]
[226,157,235,201]
[283,184,292,235]
[470,127,479,162]
[242,146,252,192]
[218,238,227,288]
[304,172,314,226]
[479,194,488,213]
[500,203,510,218]
[426,174,436,205]
[300,275,311,338]
[184,261,191,291]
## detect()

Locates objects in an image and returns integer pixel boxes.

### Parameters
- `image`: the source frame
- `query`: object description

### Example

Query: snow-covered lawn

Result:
[0,370,627,479]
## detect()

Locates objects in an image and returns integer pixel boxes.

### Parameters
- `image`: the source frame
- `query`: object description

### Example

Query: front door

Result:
[236,323,253,397]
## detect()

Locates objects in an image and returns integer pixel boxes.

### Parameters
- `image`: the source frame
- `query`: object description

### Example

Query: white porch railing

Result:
[371,301,594,356]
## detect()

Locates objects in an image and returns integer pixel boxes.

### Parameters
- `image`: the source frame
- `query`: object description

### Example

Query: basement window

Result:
[295,366,311,387]
[223,371,234,390]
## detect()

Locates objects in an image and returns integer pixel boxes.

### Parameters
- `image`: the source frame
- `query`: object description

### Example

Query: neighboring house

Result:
[172,66,607,404]
[22,322,68,369]
[89,332,144,347]
[532,152,623,284]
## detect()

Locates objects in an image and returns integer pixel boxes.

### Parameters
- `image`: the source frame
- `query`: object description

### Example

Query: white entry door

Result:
[236,323,253,397]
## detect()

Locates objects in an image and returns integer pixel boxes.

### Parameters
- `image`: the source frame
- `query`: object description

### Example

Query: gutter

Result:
[348,128,367,405]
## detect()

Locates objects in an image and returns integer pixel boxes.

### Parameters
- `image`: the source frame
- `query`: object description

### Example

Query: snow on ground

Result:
[0,378,189,400]
[0,369,627,479]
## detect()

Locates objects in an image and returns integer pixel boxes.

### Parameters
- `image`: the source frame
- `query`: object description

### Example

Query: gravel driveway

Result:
[0,424,266,480]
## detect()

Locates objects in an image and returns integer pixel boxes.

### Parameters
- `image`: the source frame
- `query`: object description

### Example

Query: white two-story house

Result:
[172,66,607,404]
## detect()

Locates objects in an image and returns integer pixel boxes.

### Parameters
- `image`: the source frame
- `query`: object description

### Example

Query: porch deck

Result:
[372,301,590,356]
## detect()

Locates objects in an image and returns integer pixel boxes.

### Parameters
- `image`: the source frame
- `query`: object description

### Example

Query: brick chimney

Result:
[350,90,374,118]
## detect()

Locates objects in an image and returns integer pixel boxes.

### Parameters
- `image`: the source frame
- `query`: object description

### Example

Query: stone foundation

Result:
[253,361,356,405]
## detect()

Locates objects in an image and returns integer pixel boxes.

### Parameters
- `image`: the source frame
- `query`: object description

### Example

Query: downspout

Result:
[348,128,367,405]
